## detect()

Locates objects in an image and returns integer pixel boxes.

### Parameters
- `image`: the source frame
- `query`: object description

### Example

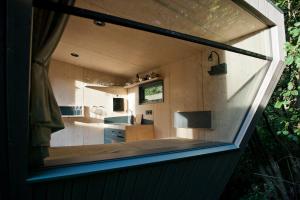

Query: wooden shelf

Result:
[84,84,123,88]
[124,77,162,89]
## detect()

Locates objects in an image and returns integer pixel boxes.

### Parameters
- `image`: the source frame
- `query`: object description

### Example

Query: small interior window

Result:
[113,98,124,112]
[139,80,164,104]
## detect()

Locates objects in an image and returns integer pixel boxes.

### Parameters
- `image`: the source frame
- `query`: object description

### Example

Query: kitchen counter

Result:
[103,123,132,130]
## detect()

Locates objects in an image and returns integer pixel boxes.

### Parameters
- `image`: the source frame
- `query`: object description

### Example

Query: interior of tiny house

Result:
[44,0,272,166]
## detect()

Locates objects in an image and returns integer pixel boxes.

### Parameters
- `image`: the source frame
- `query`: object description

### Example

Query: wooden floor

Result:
[45,138,227,167]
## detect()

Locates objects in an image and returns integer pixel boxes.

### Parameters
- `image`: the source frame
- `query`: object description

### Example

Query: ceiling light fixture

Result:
[70,52,79,57]
[94,20,106,26]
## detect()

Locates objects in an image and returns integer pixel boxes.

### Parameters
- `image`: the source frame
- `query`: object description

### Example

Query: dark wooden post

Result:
[5,0,32,199]
[0,0,9,199]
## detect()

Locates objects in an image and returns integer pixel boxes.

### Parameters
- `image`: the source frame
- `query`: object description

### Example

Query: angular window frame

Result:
[16,0,285,183]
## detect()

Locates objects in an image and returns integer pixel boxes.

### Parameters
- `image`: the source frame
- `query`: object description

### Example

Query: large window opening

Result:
[31,0,272,167]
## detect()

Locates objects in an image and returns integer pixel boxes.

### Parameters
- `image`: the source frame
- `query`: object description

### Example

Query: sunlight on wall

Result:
[224,52,268,100]
[74,80,85,106]
[225,29,271,100]
[202,29,272,143]
[176,128,193,139]
[83,87,107,118]
[127,90,136,115]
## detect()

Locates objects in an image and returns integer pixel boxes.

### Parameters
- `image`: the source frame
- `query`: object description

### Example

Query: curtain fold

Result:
[30,0,75,167]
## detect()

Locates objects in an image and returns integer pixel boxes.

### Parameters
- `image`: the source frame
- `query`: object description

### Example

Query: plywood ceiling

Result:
[52,16,203,78]
[76,0,267,42]
[52,0,268,78]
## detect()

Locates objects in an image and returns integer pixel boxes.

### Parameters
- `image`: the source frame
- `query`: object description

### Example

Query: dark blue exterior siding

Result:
[31,150,241,200]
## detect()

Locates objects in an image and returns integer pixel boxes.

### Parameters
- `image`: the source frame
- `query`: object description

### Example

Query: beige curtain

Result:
[30,0,75,167]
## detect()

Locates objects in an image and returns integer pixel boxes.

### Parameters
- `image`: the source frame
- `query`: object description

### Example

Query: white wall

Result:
[49,59,128,146]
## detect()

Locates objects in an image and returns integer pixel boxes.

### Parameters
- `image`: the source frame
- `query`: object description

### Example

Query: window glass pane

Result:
[43,13,272,166]
[76,0,268,44]
[230,28,273,58]
[203,50,270,143]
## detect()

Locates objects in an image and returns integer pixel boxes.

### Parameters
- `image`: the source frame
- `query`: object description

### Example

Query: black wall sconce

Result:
[207,51,227,76]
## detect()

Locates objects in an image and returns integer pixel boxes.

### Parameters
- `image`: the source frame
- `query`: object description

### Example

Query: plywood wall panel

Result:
[128,28,270,143]
[128,52,206,140]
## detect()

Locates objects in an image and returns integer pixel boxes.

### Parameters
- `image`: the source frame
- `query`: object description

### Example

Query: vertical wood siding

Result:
[31,150,240,200]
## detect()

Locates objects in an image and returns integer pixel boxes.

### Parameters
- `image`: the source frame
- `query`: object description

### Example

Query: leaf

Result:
[282,130,289,135]
[283,91,291,96]
[291,90,298,96]
[283,100,291,105]
[277,131,282,135]
[285,121,290,128]
[295,57,300,64]
[284,42,292,51]
[291,28,300,37]
[295,22,300,27]
[295,129,300,136]
[285,55,294,65]
[288,82,294,90]
[274,101,283,109]
[295,57,300,69]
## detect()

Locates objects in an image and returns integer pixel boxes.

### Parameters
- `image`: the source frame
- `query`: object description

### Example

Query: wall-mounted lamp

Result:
[207,51,227,76]
[208,51,219,64]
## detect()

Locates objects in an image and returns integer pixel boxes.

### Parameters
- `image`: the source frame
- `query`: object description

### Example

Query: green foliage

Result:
[240,184,275,200]
[222,1,300,199]
[266,0,300,143]
[144,85,162,96]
